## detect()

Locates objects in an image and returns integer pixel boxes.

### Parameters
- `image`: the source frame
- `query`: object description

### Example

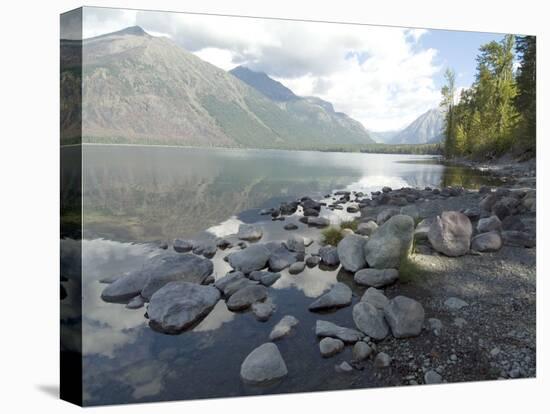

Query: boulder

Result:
[227,285,268,311]
[147,281,220,333]
[237,224,263,241]
[307,217,331,228]
[140,254,214,301]
[428,211,472,257]
[477,215,502,233]
[227,244,271,274]
[240,343,288,384]
[319,337,345,357]
[352,341,373,361]
[354,268,399,288]
[305,255,321,267]
[414,217,435,241]
[356,221,378,236]
[471,231,503,252]
[269,245,298,271]
[480,193,499,211]
[400,205,420,221]
[101,270,150,303]
[318,246,340,266]
[269,315,299,341]
[283,223,299,231]
[373,352,392,368]
[285,236,306,253]
[337,234,367,272]
[364,215,414,268]
[288,261,306,275]
[126,295,145,309]
[192,240,217,258]
[383,296,425,338]
[361,287,389,309]
[352,301,389,340]
[249,270,281,287]
[252,300,275,322]
[309,282,352,311]
[315,320,364,343]
[424,370,443,384]
[221,277,258,297]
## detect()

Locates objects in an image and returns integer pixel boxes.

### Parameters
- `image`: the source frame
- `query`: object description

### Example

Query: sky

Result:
[81,7,507,132]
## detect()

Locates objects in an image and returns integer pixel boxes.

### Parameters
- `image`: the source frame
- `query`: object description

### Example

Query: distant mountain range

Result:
[61,26,375,148]
[369,108,445,145]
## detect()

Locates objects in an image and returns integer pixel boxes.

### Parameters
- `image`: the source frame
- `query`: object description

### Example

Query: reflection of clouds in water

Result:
[206,216,243,237]
[193,300,235,332]
[81,239,158,358]
[273,268,337,298]
[119,360,168,399]
[345,175,409,194]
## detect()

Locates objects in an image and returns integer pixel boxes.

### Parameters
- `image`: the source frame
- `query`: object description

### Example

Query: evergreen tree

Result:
[515,35,536,154]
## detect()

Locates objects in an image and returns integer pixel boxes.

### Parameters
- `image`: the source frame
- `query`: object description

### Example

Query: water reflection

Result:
[79,146,501,242]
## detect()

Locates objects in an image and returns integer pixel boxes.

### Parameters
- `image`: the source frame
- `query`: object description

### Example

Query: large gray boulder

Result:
[337,234,367,272]
[364,215,414,268]
[226,285,268,311]
[318,245,340,266]
[353,301,388,340]
[237,224,263,241]
[383,295,425,338]
[309,282,352,311]
[227,244,271,274]
[471,231,503,252]
[354,268,399,288]
[356,220,378,236]
[377,208,400,225]
[361,287,389,309]
[147,281,220,333]
[101,270,150,303]
[315,320,364,343]
[240,343,288,384]
[428,211,472,256]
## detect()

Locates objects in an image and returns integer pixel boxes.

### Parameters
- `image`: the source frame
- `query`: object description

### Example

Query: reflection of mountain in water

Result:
[78,145,499,242]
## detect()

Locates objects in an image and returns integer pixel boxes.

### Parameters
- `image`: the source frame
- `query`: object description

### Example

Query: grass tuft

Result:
[321,227,344,246]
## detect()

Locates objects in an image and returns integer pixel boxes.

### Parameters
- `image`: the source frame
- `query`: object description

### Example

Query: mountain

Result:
[61,27,374,148]
[368,130,399,144]
[388,108,445,144]
[230,66,373,145]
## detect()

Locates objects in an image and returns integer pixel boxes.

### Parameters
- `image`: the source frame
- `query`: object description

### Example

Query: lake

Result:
[62,145,502,405]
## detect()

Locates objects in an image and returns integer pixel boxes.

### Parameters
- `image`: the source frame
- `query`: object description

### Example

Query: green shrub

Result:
[321,227,344,246]
[340,219,358,232]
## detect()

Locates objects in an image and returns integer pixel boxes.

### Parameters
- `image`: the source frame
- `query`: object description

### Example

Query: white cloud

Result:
[83,8,444,131]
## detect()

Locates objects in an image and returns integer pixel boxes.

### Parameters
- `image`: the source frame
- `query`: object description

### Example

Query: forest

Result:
[441,35,536,160]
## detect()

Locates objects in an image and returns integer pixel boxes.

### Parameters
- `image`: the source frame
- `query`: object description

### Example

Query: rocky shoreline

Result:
[99,164,536,388]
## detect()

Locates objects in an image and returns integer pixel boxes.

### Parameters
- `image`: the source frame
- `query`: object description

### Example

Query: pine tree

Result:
[515,35,536,154]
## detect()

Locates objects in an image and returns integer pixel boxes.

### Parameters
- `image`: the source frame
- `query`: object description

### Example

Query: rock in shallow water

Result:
[269,245,299,271]
[428,211,472,257]
[240,343,288,384]
[252,300,275,321]
[173,238,194,253]
[226,285,268,311]
[354,268,399,288]
[237,224,263,241]
[249,270,281,286]
[364,214,414,268]
[319,337,344,357]
[227,244,271,274]
[309,282,352,311]
[315,320,364,343]
[147,281,220,334]
[318,245,340,266]
[337,234,367,272]
[352,301,388,340]
[269,315,299,341]
[383,295,425,338]
[288,261,306,274]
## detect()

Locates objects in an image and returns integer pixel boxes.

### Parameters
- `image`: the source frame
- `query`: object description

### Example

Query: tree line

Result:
[441,35,536,160]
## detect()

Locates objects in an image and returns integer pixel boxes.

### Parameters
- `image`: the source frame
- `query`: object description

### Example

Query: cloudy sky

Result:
[81,7,504,131]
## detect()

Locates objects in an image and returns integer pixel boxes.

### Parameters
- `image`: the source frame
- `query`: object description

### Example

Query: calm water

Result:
[62,145,502,405]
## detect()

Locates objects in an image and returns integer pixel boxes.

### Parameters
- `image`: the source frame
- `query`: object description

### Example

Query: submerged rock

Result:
[319,337,344,357]
[309,282,352,311]
[269,315,299,341]
[428,211,472,256]
[240,343,288,384]
[227,244,271,274]
[147,281,220,333]
[364,215,414,268]
[352,301,389,340]
[315,320,364,343]
[383,295,425,338]
[337,234,367,272]
[252,300,275,322]
[354,268,399,288]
